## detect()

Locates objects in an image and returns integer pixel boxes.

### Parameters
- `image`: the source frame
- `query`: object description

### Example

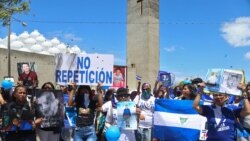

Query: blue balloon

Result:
[1,80,12,89]
[105,125,121,141]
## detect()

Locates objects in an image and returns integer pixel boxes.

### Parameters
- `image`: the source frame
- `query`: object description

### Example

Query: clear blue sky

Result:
[1,0,250,82]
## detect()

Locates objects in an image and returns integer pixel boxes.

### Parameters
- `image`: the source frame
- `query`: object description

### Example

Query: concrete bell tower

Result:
[126,0,159,90]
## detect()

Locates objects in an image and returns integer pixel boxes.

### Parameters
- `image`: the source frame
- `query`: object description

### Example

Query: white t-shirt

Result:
[243,114,250,129]
[102,101,117,124]
[102,101,136,141]
[133,95,155,128]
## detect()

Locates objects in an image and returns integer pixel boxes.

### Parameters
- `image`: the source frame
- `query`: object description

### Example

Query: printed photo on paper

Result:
[117,101,137,130]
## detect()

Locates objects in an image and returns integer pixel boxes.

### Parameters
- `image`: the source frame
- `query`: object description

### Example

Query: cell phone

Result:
[67,85,73,91]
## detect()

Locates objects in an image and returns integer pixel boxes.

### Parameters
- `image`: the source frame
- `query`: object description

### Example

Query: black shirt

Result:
[75,94,97,127]
[4,101,34,131]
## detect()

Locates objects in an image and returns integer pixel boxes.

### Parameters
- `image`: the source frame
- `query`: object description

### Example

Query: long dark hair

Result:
[173,86,182,97]
[41,82,55,90]
[76,85,92,96]
[75,85,93,108]
[104,89,115,102]
[182,84,197,100]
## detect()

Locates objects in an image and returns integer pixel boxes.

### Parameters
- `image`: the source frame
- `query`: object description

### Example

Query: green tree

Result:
[0,0,30,76]
[0,0,30,26]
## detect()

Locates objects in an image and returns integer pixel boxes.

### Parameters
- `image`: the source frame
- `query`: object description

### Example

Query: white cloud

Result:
[24,37,36,45]
[30,30,40,38]
[36,35,46,42]
[245,52,250,59]
[30,44,43,52]
[11,41,24,49]
[63,33,82,42]
[0,30,86,55]
[221,17,250,47]
[164,46,176,52]
[51,38,60,46]
[19,31,29,39]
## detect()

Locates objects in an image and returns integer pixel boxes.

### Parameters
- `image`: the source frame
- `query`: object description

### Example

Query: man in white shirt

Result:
[133,83,155,141]
[98,87,136,141]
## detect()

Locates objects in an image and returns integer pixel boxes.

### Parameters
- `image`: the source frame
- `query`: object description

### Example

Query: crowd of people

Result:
[1,70,250,141]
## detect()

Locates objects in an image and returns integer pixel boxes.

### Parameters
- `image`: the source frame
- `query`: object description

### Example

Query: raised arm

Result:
[239,83,250,117]
[68,82,76,107]
[137,81,141,95]
[193,93,203,114]
[240,96,250,117]
[193,82,205,114]
[153,80,159,96]
[97,83,103,108]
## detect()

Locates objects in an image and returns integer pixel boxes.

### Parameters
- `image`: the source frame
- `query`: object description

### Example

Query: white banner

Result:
[55,53,114,86]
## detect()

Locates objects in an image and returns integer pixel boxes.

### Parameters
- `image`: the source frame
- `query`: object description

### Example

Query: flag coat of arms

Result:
[154,99,205,141]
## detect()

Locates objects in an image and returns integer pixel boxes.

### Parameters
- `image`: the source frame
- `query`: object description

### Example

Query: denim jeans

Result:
[74,125,97,141]
[135,127,152,141]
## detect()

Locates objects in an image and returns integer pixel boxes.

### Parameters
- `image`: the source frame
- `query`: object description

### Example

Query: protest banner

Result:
[17,62,38,88]
[17,62,36,76]
[205,69,244,96]
[117,101,137,130]
[55,53,114,86]
[35,89,64,128]
[157,71,171,87]
[113,65,126,88]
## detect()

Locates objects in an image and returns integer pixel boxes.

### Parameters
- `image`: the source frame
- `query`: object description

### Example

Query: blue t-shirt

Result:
[201,104,241,141]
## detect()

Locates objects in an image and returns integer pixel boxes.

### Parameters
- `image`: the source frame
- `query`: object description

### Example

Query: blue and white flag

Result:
[154,99,205,141]
[136,75,142,81]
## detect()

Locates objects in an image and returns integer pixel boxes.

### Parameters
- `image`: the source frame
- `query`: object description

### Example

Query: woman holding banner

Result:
[193,83,250,141]
[35,82,60,141]
[98,85,136,141]
[68,83,97,141]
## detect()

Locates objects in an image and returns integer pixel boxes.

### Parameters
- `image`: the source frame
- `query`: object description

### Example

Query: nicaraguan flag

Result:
[154,99,204,141]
